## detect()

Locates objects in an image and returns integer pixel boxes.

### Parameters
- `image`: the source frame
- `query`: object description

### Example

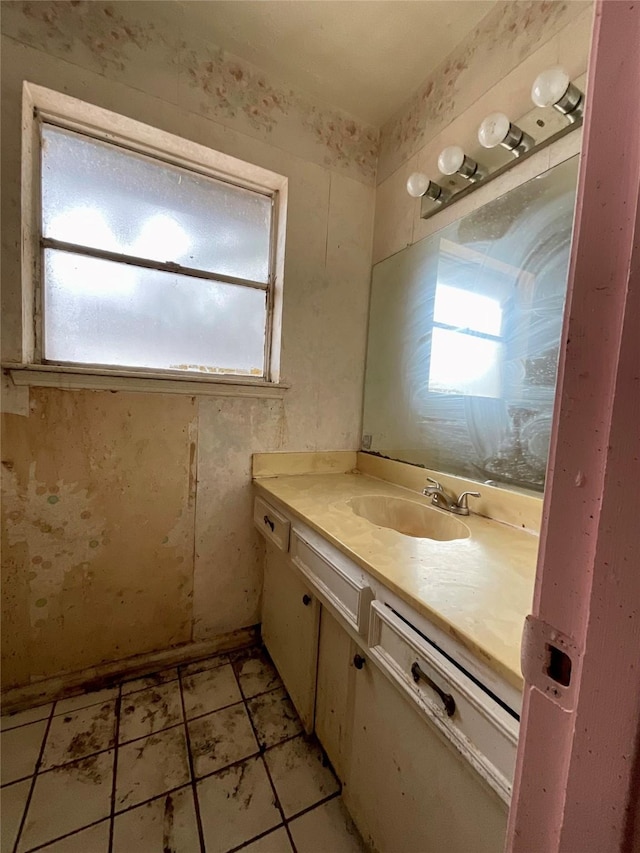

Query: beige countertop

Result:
[254,471,539,691]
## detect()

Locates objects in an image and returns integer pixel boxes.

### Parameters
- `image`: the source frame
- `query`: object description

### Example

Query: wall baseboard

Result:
[0,625,260,714]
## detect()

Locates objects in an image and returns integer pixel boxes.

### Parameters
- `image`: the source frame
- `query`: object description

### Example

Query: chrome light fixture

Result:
[531,67,584,122]
[406,172,449,203]
[437,146,485,182]
[478,112,534,156]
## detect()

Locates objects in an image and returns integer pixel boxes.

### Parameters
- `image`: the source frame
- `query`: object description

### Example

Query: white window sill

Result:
[4,365,289,398]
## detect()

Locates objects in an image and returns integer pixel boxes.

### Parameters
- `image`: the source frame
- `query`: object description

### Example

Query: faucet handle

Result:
[456,491,481,510]
[425,476,442,490]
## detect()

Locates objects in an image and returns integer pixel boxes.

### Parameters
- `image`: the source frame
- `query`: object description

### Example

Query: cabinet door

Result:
[315,607,356,780]
[344,657,508,853]
[261,541,320,732]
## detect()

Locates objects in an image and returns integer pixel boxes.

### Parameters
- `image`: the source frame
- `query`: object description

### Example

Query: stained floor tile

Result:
[242,826,294,853]
[18,751,114,852]
[198,756,281,853]
[54,687,119,716]
[289,798,366,853]
[1,779,31,852]
[247,688,303,749]
[121,667,179,696]
[182,663,242,720]
[41,701,116,770]
[116,726,190,811]
[1,719,48,785]
[112,786,199,852]
[189,703,258,779]
[1,703,52,732]
[3,645,362,853]
[264,736,340,819]
[231,648,283,699]
[37,820,110,851]
[119,682,182,743]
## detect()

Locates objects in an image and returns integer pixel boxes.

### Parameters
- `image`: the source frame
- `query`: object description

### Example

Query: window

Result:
[22,83,287,385]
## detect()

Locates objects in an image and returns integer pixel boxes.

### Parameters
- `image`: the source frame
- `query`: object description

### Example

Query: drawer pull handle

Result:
[302,594,312,606]
[411,662,456,717]
[353,654,366,670]
[263,515,275,532]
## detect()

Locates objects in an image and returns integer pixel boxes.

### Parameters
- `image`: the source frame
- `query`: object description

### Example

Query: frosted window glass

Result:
[43,250,266,375]
[41,125,272,283]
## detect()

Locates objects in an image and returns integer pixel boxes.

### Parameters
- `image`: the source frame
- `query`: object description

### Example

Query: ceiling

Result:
[177,1,496,126]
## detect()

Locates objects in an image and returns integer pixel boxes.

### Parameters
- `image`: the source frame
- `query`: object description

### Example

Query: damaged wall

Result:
[0,0,592,692]
[1,1,375,691]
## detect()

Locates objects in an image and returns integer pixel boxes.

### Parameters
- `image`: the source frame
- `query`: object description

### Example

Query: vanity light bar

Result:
[412,67,584,221]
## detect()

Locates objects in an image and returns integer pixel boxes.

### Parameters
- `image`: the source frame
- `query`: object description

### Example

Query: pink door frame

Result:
[507,2,640,851]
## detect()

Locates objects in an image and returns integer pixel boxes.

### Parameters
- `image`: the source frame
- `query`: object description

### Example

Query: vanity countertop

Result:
[254,471,538,691]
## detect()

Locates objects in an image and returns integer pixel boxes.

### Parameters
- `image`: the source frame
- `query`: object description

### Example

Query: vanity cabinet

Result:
[257,493,515,853]
[261,541,319,732]
[345,653,507,853]
[315,607,356,780]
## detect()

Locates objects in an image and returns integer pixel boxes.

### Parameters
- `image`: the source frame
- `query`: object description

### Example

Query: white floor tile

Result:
[242,827,294,853]
[231,648,283,699]
[41,701,116,770]
[198,756,281,853]
[247,688,303,749]
[119,682,182,744]
[37,820,110,851]
[18,751,114,852]
[1,703,52,732]
[121,667,179,696]
[189,703,258,779]
[289,798,366,853]
[112,786,199,852]
[181,663,242,720]
[54,688,119,717]
[264,737,340,819]
[1,779,31,852]
[1,719,48,785]
[116,726,190,811]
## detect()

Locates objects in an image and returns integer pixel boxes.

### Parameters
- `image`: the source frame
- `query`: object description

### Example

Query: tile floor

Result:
[1,647,366,853]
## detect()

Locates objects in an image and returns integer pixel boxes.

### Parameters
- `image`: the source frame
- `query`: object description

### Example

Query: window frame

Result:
[20,82,288,389]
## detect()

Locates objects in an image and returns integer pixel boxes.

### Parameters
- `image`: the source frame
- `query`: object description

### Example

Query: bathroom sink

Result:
[347,495,470,541]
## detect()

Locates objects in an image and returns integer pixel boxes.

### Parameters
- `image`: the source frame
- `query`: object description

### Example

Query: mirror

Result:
[361,155,579,492]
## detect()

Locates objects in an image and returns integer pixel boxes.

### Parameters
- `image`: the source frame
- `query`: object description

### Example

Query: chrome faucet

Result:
[422,477,481,516]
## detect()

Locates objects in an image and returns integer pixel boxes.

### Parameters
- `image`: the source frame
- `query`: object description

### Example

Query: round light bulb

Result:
[531,67,570,108]
[477,112,511,148]
[406,172,432,198]
[437,146,465,175]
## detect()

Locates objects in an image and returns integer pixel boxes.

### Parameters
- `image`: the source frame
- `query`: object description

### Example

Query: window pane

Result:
[43,250,266,375]
[41,125,272,283]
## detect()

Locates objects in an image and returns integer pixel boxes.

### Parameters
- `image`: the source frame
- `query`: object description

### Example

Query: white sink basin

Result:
[347,495,470,541]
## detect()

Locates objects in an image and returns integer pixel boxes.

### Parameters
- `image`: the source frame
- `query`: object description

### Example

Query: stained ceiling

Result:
[176,1,496,126]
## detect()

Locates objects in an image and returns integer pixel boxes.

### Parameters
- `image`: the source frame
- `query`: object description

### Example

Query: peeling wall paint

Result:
[0,1,585,692]
[1,6,375,690]
[1,389,197,688]
[0,0,379,184]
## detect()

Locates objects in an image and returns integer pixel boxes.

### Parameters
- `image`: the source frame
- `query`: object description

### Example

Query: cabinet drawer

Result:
[368,601,518,803]
[254,496,290,552]
[290,532,373,637]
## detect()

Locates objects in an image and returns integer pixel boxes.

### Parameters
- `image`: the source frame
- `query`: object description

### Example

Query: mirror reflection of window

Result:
[429,283,504,398]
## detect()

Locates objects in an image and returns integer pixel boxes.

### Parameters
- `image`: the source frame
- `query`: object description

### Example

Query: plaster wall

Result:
[0,2,375,691]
